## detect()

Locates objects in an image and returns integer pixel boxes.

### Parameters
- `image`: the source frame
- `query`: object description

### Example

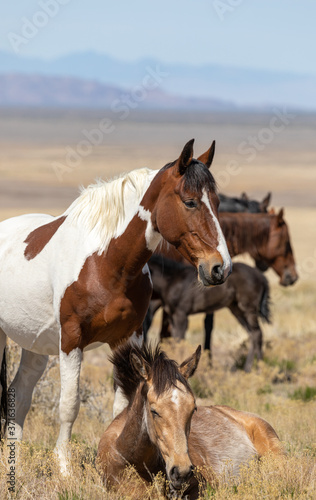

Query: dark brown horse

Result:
[97,342,284,498]
[0,139,232,472]
[146,257,271,371]
[219,210,298,286]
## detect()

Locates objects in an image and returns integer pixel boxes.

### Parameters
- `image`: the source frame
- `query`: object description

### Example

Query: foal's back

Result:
[188,406,257,479]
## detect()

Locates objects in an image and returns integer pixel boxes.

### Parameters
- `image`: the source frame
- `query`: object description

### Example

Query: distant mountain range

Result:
[0,50,315,110]
[0,73,234,109]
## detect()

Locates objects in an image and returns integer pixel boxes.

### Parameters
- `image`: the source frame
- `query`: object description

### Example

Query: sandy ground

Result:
[0,108,315,283]
[0,109,315,212]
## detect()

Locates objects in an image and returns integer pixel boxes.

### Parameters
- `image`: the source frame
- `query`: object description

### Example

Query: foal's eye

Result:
[183,199,197,209]
[151,408,160,418]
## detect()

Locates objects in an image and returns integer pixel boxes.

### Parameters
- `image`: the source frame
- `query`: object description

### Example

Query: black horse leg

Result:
[143,299,162,344]
[160,309,172,339]
[204,313,214,364]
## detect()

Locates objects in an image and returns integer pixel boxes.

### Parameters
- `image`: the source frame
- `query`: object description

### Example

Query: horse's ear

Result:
[130,351,151,381]
[241,192,249,201]
[197,140,216,169]
[261,192,271,211]
[179,345,201,379]
[175,139,194,175]
[277,208,284,226]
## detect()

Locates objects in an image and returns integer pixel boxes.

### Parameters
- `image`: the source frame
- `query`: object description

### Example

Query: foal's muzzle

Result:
[169,465,194,490]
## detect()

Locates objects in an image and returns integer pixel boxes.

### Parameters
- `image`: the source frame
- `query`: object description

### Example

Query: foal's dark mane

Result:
[110,342,191,403]
[162,159,217,195]
[219,213,272,257]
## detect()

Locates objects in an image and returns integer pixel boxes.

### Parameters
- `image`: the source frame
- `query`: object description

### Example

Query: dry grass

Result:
[1,277,316,498]
[1,110,316,498]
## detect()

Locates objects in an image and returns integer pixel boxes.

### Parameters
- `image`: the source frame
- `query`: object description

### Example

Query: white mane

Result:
[64,168,158,254]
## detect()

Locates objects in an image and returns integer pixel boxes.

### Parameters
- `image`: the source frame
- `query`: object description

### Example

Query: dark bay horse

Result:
[146,258,271,372]
[0,139,232,471]
[97,342,283,498]
[219,210,298,286]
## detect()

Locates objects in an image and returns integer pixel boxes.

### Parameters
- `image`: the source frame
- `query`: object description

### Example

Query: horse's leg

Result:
[9,349,48,439]
[229,304,262,372]
[160,309,172,339]
[245,314,263,366]
[55,347,82,473]
[143,299,162,343]
[170,311,188,340]
[0,328,6,399]
[204,313,214,363]
[113,330,143,419]
[0,329,7,438]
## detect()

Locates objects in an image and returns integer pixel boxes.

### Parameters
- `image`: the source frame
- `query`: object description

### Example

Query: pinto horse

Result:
[97,342,284,498]
[0,139,232,471]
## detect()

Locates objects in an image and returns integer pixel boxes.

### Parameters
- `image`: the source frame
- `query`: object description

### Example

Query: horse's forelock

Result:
[162,159,217,196]
[111,342,191,401]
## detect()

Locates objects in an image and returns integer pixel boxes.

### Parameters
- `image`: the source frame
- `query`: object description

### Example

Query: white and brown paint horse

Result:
[97,342,284,498]
[0,139,231,471]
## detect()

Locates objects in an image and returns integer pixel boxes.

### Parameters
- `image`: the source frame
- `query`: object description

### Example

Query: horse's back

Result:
[189,406,257,477]
[214,405,284,457]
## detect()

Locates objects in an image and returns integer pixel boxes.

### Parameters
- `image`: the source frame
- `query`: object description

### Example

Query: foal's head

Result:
[152,139,231,286]
[130,344,201,491]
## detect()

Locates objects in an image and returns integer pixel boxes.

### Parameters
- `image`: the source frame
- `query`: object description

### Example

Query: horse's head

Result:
[130,345,201,491]
[258,209,298,286]
[153,139,232,286]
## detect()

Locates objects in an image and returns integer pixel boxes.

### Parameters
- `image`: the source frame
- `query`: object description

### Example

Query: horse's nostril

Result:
[211,264,223,281]
[170,466,180,480]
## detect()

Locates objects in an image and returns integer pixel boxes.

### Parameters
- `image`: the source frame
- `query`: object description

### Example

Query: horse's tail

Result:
[259,279,271,324]
[0,346,7,440]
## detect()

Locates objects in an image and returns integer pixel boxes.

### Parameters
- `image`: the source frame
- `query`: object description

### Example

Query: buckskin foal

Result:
[98,342,284,498]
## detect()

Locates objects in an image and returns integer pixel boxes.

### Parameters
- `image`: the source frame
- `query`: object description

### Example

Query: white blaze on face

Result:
[137,205,162,252]
[201,188,232,274]
[171,388,180,407]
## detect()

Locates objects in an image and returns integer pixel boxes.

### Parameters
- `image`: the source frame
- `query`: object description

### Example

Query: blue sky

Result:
[1,0,315,75]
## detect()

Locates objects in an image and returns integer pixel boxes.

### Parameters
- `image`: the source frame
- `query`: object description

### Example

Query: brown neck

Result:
[116,386,160,478]
[219,213,271,259]
[105,171,164,281]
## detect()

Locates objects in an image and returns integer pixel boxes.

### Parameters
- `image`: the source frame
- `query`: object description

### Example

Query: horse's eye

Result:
[183,199,197,209]
[151,408,160,418]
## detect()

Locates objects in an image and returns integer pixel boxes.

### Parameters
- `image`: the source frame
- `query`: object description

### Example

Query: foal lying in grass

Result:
[97,342,284,498]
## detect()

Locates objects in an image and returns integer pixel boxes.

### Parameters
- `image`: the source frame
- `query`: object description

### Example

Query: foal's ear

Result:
[197,140,216,169]
[179,345,201,379]
[261,192,271,211]
[130,351,151,381]
[277,208,284,226]
[175,139,195,176]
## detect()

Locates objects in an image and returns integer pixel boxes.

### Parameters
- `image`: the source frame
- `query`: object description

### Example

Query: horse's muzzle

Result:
[280,270,299,287]
[169,464,194,490]
[198,261,231,286]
